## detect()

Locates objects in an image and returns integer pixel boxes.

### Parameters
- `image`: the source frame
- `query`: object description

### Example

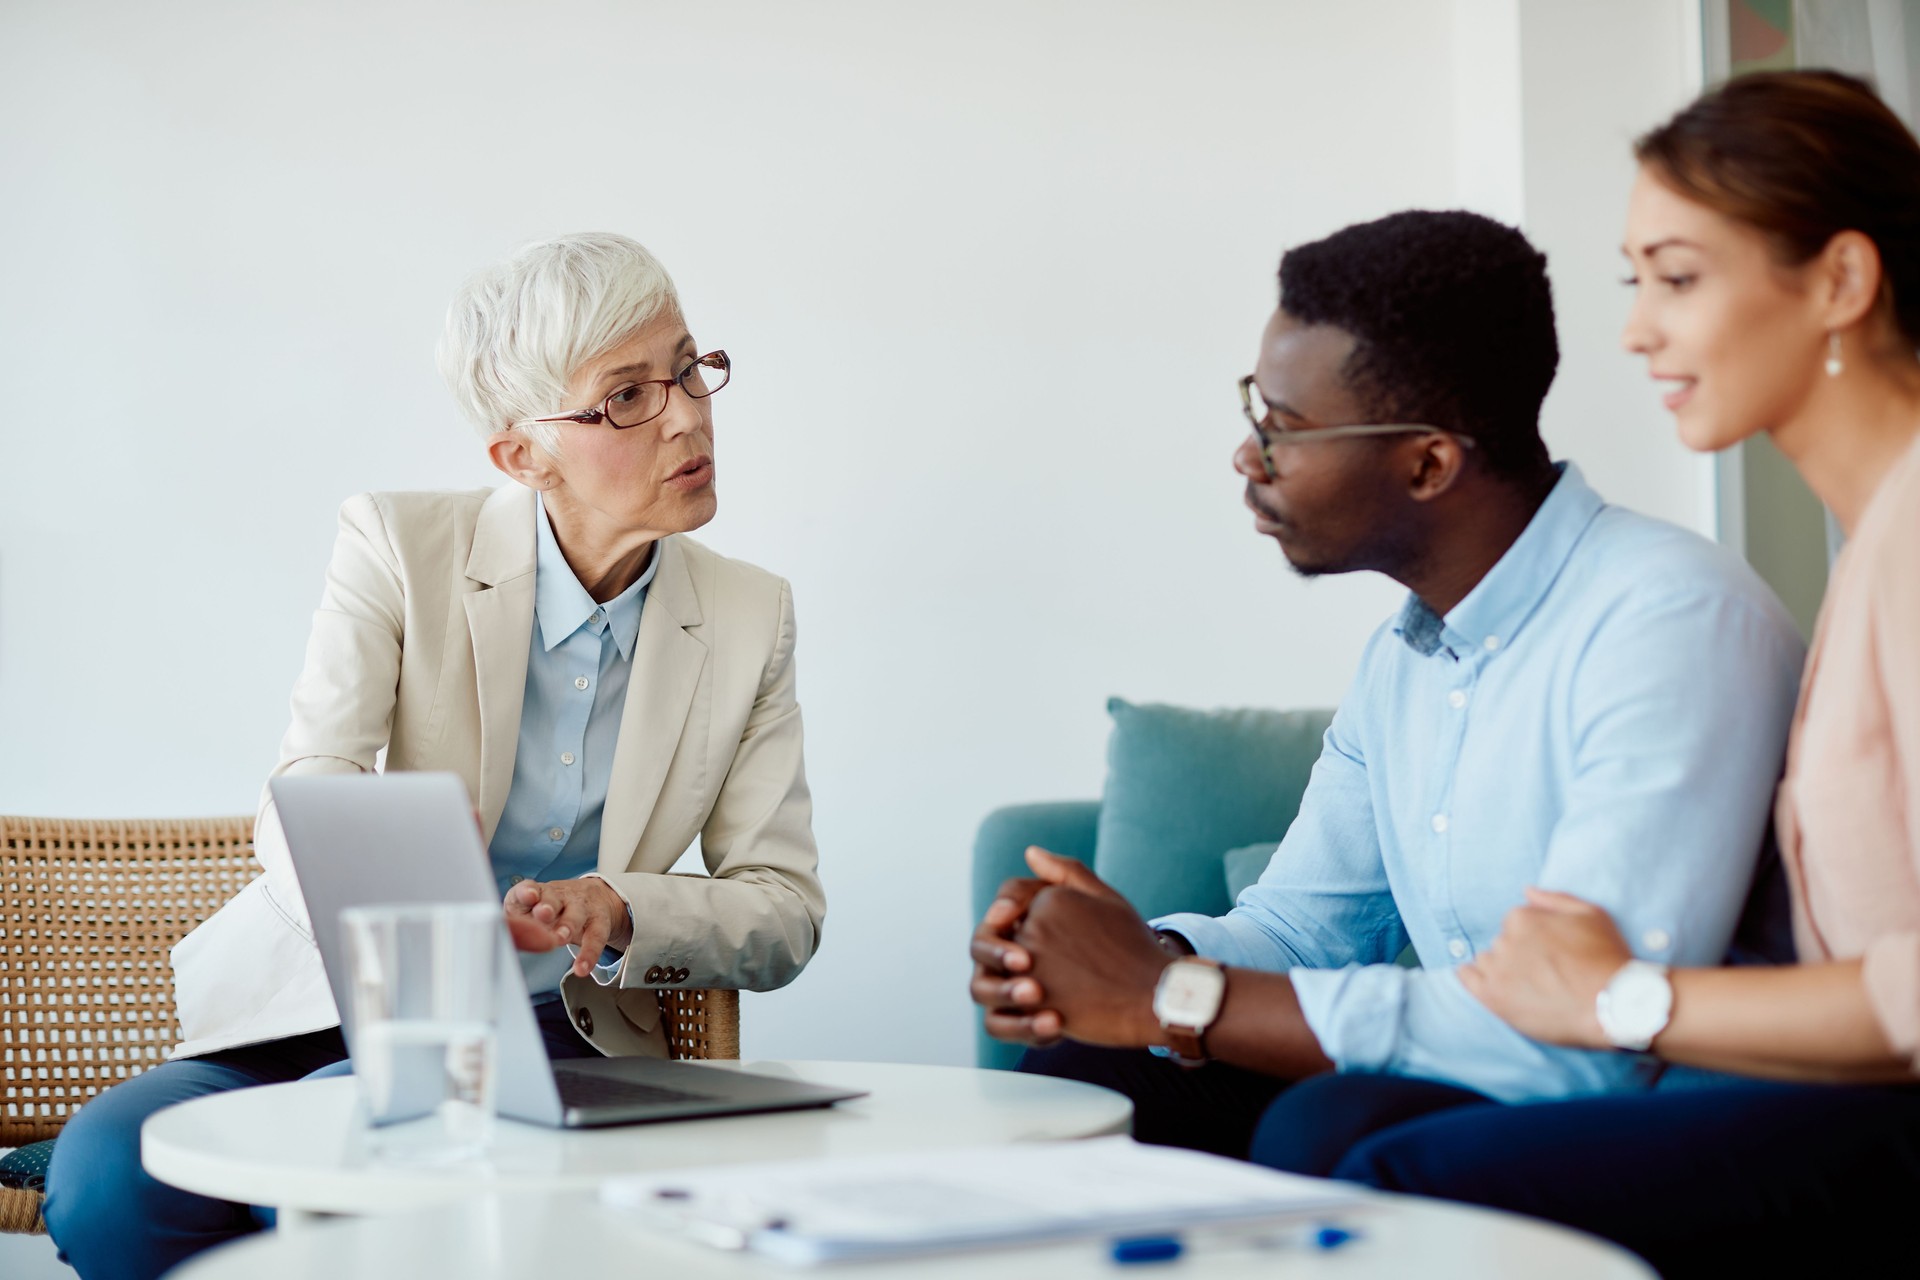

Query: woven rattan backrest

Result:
[657,872,740,1061]
[659,987,740,1060]
[0,816,258,1145]
[0,818,742,1143]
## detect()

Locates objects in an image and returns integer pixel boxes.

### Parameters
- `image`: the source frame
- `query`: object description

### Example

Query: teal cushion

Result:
[1221,841,1278,904]
[1093,699,1333,921]
[0,1138,54,1191]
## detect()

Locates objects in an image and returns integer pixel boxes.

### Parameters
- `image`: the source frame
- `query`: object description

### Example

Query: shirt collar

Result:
[532,496,659,660]
[1393,461,1604,659]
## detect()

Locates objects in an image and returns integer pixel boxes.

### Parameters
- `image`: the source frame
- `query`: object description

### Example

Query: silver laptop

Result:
[270,771,865,1128]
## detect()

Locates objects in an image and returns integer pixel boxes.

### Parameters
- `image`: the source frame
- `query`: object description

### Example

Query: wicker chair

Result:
[0,816,739,1235]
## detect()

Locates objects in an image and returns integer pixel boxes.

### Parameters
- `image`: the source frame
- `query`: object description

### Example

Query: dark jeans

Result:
[44,999,594,1280]
[1018,1041,1308,1158]
[1255,1072,1920,1279]
[1019,1042,1490,1167]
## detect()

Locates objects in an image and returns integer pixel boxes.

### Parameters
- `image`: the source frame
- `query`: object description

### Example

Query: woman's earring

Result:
[1825,331,1844,378]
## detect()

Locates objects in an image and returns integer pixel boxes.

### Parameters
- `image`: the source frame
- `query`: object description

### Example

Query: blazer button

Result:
[644,965,665,984]
[575,1006,593,1037]
[673,967,689,984]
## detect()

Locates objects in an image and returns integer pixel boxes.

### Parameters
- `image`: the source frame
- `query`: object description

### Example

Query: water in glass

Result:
[340,902,501,1166]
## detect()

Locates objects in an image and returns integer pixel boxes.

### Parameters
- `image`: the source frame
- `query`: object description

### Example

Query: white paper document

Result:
[599,1135,1366,1266]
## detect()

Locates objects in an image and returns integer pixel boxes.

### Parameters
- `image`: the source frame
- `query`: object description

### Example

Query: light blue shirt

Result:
[1156,464,1806,1103]
[490,497,659,997]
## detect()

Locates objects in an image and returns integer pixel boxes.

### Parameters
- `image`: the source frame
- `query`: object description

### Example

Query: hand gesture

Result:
[969,847,1118,1045]
[1459,888,1632,1049]
[1013,864,1170,1048]
[503,876,634,979]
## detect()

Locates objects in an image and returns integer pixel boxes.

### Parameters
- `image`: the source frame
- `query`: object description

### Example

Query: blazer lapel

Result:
[464,485,538,840]
[600,535,708,870]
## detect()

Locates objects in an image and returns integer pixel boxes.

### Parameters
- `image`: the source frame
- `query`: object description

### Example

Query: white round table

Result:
[142,1060,1131,1220]
[169,1187,1656,1280]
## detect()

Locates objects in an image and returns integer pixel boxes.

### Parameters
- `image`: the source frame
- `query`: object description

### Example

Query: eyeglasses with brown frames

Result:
[1239,374,1474,479]
[530,350,731,431]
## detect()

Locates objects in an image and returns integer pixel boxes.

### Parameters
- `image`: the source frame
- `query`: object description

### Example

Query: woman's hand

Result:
[1459,888,1633,1050]
[503,877,634,978]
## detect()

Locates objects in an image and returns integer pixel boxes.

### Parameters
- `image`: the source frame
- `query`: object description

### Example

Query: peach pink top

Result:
[1777,429,1920,1070]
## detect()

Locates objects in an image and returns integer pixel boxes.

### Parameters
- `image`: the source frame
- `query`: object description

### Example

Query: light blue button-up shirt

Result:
[1156,464,1806,1103]
[491,497,659,998]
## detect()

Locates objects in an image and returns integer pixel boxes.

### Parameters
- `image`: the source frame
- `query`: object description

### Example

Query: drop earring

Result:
[1825,331,1844,378]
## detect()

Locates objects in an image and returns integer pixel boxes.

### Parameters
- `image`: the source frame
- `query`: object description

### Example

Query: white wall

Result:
[1451,0,1526,226]
[0,0,1698,1067]
[1516,0,1707,535]
[1448,0,1707,534]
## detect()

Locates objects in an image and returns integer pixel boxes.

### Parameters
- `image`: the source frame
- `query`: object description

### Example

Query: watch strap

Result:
[1163,1023,1208,1065]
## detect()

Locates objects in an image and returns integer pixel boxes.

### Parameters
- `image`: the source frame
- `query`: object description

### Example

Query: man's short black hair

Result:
[1277,210,1558,477]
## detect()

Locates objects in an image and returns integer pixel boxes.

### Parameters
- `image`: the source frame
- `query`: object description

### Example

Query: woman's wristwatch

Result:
[1594,959,1673,1052]
[1152,956,1227,1066]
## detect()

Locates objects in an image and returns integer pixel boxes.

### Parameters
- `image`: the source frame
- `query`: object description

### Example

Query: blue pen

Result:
[1109,1222,1360,1265]
[1110,1236,1184,1264]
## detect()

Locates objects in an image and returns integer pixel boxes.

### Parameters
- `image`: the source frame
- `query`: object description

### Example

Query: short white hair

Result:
[438,231,680,447]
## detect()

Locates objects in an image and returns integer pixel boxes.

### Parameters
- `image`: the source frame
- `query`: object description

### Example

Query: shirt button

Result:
[1448,690,1467,709]
[575,676,590,691]
[1431,814,1449,833]
[1448,938,1468,959]
[590,610,604,624]
[1642,928,1671,952]
[1484,635,1502,652]
[560,751,576,766]
[549,827,565,841]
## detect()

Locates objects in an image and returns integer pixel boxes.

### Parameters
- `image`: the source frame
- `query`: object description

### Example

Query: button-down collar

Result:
[1393,462,1604,659]
[532,497,658,660]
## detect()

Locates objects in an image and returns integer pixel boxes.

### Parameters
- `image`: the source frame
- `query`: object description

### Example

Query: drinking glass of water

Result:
[340,902,501,1166]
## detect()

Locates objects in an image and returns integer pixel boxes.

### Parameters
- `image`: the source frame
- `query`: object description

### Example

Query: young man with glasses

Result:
[969,210,1805,1166]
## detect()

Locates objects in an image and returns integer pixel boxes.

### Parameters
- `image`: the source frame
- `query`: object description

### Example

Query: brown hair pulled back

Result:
[1636,70,1920,346]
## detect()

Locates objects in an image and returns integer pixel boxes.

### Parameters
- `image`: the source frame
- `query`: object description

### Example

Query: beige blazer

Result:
[171,484,824,1059]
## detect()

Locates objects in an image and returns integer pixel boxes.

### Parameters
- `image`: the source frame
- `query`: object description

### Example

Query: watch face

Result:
[1599,961,1673,1049]
[1611,967,1666,1021]
[1154,961,1226,1027]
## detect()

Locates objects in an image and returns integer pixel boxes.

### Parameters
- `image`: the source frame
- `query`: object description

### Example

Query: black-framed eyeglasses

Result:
[1239,374,1473,479]
[531,350,731,430]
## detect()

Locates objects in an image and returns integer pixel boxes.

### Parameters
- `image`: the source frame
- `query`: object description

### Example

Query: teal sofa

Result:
[970,699,1336,1069]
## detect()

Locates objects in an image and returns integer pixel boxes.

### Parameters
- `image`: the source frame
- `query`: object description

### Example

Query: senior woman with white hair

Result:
[43,232,826,1280]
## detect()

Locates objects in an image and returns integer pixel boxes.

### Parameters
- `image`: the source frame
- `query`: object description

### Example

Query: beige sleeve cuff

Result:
[1861,930,1920,1072]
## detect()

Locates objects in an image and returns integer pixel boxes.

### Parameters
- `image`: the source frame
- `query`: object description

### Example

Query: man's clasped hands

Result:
[971,847,1646,1059]
[969,847,1189,1051]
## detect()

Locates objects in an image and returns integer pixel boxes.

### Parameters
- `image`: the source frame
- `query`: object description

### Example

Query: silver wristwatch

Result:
[1152,957,1227,1066]
[1594,959,1673,1052]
